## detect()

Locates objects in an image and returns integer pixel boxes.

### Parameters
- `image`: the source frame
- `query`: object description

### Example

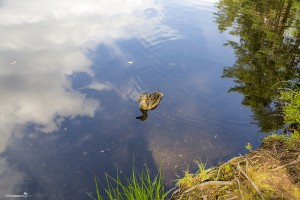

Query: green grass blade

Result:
[90,164,173,200]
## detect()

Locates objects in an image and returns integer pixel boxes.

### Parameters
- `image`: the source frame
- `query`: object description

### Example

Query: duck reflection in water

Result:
[136,90,164,121]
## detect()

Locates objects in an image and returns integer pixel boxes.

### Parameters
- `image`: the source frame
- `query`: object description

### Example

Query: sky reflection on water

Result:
[0,0,261,199]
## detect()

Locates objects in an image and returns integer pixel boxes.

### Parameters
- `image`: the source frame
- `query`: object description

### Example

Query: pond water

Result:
[0,0,275,199]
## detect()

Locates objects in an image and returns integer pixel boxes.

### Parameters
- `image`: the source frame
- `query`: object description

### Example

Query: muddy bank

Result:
[172,134,300,199]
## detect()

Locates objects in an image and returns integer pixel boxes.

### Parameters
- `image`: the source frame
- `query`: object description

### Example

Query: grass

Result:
[176,161,213,189]
[173,134,300,199]
[279,87,300,128]
[245,142,253,151]
[263,131,300,148]
[87,166,172,200]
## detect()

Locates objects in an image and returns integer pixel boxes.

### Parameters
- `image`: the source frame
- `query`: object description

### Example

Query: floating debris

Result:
[128,61,133,64]
[10,61,17,65]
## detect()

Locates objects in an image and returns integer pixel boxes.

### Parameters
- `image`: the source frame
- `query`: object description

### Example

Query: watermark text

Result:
[4,192,30,198]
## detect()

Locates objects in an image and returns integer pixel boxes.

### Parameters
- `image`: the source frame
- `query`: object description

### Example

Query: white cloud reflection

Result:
[84,81,113,91]
[0,0,170,195]
[0,0,164,152]
[0,159,25,195]
[171,0,219,11]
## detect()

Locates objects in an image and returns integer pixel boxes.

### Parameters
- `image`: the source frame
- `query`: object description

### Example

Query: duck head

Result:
[136,93,147,103]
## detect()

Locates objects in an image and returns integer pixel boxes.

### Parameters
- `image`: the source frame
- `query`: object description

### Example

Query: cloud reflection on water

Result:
[0,0,164,151]
[0,159,24,197]
[0,0,251,198]
[171,0,219,11]
[0,0,168,196]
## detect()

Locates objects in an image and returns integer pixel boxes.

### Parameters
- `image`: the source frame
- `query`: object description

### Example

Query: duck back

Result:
[147,91,163,110]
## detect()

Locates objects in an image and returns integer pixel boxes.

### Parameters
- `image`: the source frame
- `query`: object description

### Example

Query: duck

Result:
[136,90,164,111]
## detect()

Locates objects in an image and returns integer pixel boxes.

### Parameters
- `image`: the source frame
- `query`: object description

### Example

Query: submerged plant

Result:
[87,166,172,200]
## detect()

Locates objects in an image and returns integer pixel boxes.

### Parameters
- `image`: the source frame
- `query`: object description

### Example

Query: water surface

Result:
[0,0,263,199]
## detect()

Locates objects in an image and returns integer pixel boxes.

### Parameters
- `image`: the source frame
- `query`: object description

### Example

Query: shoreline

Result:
[172,133,300,199]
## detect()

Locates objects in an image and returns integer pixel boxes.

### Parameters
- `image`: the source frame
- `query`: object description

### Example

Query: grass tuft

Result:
[89,166,172,200]
[176,161,213,189]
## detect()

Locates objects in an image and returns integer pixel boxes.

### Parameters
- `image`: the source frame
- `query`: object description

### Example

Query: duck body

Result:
[137,90,164,111]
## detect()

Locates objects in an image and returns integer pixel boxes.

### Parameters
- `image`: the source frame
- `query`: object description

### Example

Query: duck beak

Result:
[136,96,141,103]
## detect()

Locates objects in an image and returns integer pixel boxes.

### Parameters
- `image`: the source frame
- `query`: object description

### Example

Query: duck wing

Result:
[148,91,162,101]
[146,92,163,108]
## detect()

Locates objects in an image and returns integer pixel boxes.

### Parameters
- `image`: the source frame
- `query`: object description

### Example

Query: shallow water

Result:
[0,0,263,199]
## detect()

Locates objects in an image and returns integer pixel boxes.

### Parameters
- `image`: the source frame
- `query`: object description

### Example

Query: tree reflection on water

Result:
[215,0,300,132]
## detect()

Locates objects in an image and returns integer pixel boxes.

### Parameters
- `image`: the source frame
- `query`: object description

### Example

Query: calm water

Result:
[0,0,264,199]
